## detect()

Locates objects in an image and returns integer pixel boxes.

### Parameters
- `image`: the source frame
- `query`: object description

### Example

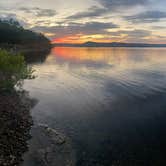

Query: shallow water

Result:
[24,47,166,165]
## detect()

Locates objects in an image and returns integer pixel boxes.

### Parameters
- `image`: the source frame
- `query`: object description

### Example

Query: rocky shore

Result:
[0,91,34,166]
[0,91,76,166]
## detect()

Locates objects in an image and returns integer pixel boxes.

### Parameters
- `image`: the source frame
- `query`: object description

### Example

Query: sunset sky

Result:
[0,0,166,43]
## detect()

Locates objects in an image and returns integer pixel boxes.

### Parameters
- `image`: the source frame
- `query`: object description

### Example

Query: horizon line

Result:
[51,41,166,45]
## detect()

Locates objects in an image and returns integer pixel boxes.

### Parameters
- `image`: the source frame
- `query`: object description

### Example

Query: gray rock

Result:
[22,124,76,166]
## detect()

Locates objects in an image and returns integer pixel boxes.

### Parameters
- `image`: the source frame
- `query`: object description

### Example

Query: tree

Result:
[0,18,50,46]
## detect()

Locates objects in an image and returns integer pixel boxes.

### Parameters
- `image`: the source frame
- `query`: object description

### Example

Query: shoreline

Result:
[0,91,76,166]
[0,91,34,166]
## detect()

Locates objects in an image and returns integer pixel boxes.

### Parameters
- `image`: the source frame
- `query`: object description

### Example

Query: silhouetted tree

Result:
[0,18,50,47]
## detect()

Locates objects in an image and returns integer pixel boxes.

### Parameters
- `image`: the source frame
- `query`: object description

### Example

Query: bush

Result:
[0,49,35,91]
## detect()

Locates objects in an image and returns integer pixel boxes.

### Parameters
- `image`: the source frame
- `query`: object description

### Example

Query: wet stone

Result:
[0,91,34,166]
[22,124,76,166]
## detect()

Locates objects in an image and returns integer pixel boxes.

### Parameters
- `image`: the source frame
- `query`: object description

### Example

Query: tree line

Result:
[0,18,50,47]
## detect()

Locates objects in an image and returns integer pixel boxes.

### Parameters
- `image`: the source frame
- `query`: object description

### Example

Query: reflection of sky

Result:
[50,47,166,70]
[24,47,166,165]
[49,47,166,98]
[24,47,166,117]
[51,47,114,69]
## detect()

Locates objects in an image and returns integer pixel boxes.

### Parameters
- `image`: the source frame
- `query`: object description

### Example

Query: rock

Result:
[0,91,34,166]
[38,124,66,145]
[22,124,76,166]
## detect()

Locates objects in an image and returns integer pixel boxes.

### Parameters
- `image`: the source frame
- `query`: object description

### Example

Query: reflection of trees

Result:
[0,91,37,166]
[23,49,50,64]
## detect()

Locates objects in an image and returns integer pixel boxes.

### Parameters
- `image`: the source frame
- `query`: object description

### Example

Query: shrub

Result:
[0,49,35,91]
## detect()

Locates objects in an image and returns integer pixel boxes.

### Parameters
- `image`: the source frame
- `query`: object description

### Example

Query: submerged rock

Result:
[22,124,76,166]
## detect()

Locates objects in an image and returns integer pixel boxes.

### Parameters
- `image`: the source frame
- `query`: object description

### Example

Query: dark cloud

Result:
[66,0,149,20]
[104,29,152,43]
[124,11,166,23]
[120,29,152,43]
[120,29,151,37]
[32,21,152,42]
[96,0,149,10]
[109,29,151,39]
[19,7,57,17]
[66,6,107,20]
[83,21,118,30]
[32,21,119,38]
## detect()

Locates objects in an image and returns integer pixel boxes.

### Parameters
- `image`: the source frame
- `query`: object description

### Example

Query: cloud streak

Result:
[19,7,57,17]
[96,0,149,10]
[124,11,166,23]
[32,21,119,38]
[66,6,107,20]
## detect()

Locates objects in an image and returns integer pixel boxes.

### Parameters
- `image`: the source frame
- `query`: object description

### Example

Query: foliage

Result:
[0,50,35,91]
[0,18,50,46]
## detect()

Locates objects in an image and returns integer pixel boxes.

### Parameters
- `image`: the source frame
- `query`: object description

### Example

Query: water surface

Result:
[24,47,166,165]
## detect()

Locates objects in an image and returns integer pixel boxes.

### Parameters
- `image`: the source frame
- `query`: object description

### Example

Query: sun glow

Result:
[51,34,121,44]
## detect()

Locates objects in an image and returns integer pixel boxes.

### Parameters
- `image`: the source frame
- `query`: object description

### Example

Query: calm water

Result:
[24,47,166,165]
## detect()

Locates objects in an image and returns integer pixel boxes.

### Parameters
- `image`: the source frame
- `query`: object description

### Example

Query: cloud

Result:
[32,21,119,38]
[19,7,57,17]
[124,11,166,23]
[108,29,152,43]
[0,13,30,27]
[113,29,152,43]
[0,13,17,20]
[83,21,118,30]
[66,0,149,20]
[96,0,149,10]
[119,29,151,37]
[66,6,107,20]
[32,21,152,43]
[103,29,152,41]
[151,26,166,30]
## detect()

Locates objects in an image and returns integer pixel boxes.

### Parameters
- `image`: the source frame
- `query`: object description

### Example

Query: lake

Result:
[24,47,166,165]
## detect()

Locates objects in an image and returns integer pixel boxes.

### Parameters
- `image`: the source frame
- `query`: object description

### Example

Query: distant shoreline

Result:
[52,42,166,48]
